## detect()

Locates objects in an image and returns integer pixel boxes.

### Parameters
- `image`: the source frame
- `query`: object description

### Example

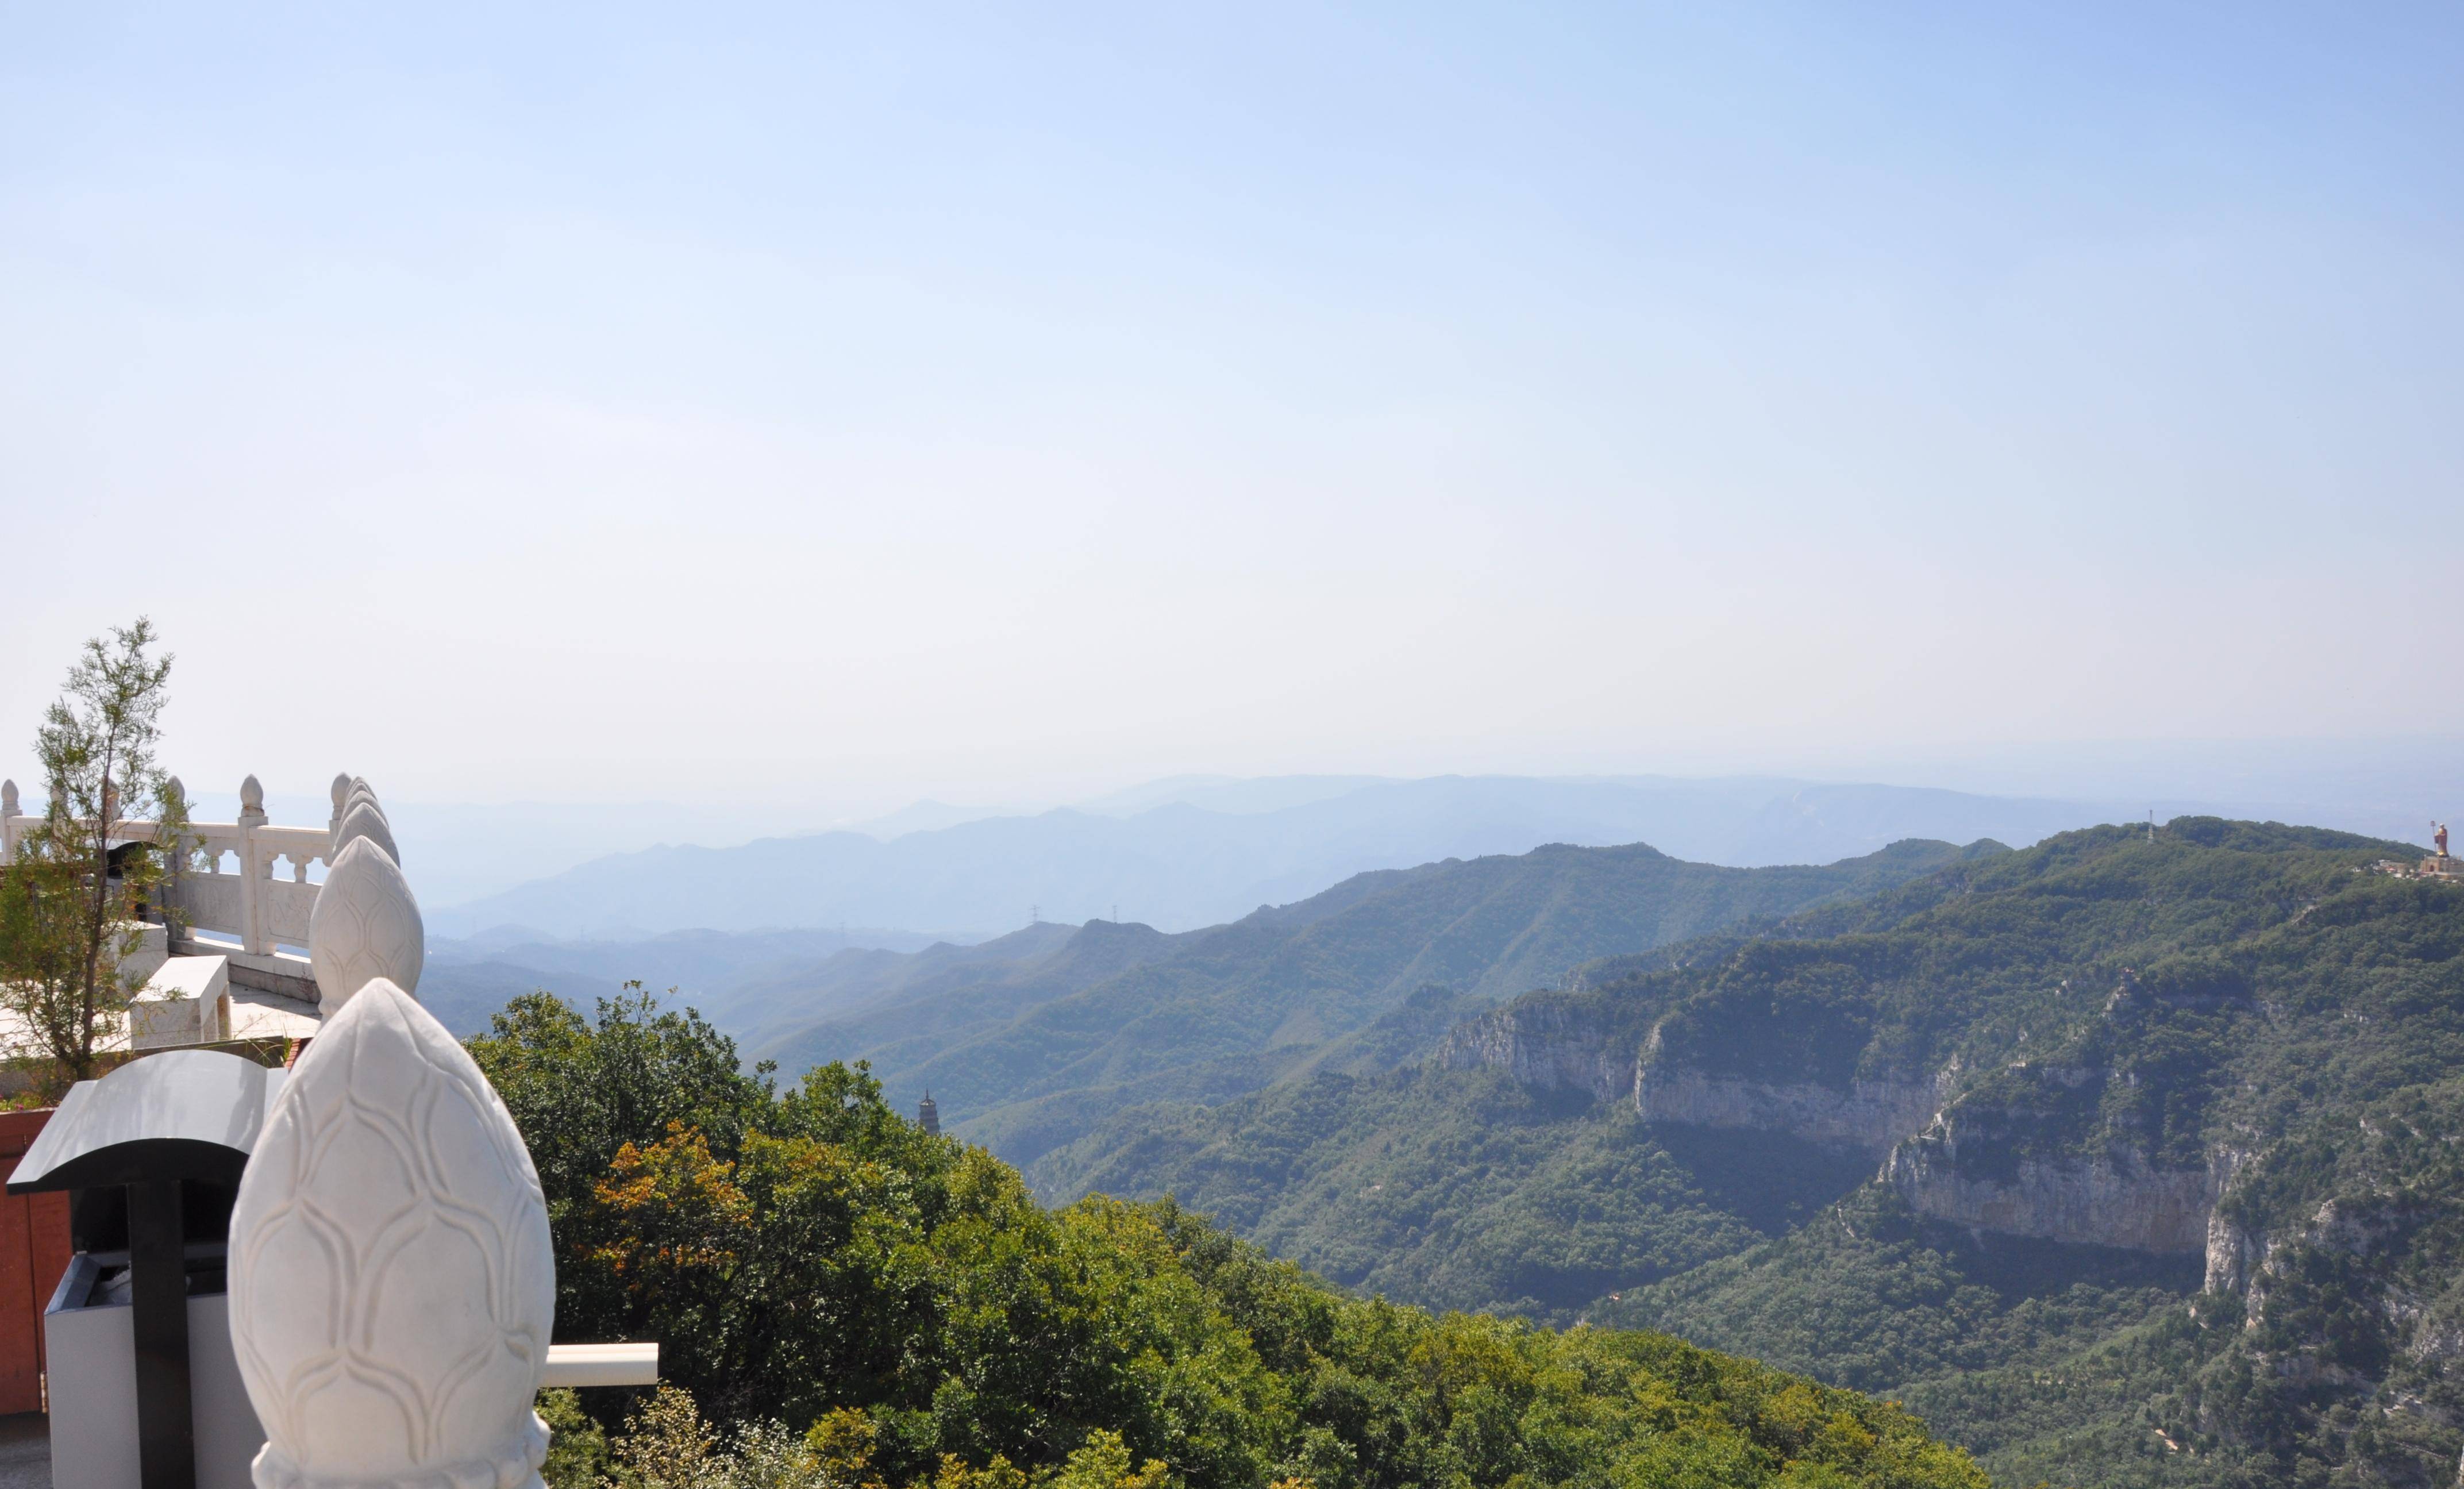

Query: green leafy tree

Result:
[0,619,186,1087]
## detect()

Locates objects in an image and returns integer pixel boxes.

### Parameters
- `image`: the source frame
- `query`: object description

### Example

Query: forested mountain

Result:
[755,837,1990,1167]
[426,774,2103,938]
[478,991,1992,1489]
[1040,821,2464,1486]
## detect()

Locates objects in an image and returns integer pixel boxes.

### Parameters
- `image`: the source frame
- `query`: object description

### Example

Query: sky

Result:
[4,3,2460,820]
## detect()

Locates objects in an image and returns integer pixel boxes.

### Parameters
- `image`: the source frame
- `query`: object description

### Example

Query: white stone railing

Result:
[0,772,367,957]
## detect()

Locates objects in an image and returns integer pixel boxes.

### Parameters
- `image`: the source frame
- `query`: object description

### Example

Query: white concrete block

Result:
[129,956,230,1050]
[542,1341,660,1388]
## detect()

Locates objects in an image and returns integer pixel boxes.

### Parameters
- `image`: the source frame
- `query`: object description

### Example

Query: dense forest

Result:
[474,991,1989,1489]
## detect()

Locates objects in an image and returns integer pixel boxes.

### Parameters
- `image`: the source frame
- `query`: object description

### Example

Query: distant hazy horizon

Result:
[6,6,2460,814]
[141,746,2458,915]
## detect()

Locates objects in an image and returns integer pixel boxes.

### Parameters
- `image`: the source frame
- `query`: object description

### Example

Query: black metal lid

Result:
[6,1050,287,1193]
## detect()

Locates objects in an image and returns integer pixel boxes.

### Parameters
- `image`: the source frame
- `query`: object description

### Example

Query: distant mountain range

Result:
[425,774,2136,940]
[422,832,1994,1161]
[764,836,1997,1169]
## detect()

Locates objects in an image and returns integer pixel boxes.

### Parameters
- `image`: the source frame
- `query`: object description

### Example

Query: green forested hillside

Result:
[1044,821,2464,1487]
[1029,1068,1873,1319]
[759,837,1989,1167]
[473,990,1990,1489]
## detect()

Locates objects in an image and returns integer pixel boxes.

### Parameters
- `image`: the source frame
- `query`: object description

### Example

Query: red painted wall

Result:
[0,1110,72,1415]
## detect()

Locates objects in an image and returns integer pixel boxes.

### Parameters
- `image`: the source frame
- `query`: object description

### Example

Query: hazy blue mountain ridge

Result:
[425,774,2119,940]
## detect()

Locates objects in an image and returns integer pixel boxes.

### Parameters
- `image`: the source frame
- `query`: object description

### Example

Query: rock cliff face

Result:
[1445,997,2243,1259]
[1435,1000,1638,1103]
[1635,1059,1944,1160]
[1442,1009,1947,1157]
[2201,1148,2261,1292]
[1884,1120,2219,1253]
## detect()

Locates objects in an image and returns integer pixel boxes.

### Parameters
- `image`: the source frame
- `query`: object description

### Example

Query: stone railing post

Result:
[237,775,269,954]
[161,776,187,926]
[1,778,18,866]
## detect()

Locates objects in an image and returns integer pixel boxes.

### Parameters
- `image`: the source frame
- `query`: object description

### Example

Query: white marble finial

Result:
[239,774,267,821]
[1,780,15,817]
[227,978,555,1489]
[164,776,186,810]
[308,837,424,1011]
[330,773,353,812]
[333,801,402,868]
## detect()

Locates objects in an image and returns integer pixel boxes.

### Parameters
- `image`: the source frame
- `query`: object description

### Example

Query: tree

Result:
[0,619,184,1087]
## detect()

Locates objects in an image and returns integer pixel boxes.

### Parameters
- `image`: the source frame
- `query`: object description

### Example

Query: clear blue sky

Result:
[4,4,2459,812]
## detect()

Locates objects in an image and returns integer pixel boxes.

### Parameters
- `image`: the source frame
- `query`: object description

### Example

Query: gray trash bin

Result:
[6,1052,286,1489]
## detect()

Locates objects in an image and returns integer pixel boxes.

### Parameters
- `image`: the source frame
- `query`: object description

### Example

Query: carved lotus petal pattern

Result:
[310,837,425,1010]
[334,801,403,867]
[229,979,556,1489]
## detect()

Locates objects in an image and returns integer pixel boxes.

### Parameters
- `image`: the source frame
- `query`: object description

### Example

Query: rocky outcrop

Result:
[2202,1148,2260,1292]
[1885,1122,2219,1253]
[1435,1000,1639,1103]
[1637,1063,1944,1159]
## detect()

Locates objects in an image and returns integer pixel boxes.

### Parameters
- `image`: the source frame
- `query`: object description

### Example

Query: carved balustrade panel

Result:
[167,874,248,945]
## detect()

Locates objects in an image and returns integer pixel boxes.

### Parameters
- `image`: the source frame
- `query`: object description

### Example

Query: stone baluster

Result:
[307,784,422,1012]
[238,775,270,953]
[1,778,17,866]
[226,976,556,1489]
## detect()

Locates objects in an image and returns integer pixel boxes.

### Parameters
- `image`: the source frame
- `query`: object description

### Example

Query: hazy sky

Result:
[6,4,2460,815]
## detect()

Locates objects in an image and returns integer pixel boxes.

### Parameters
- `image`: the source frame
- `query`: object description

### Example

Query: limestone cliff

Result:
[1884,1133,2217,1253]
[1634,1053,1945,1160]
[1874,1058,2238,1256]
[1441,1005,1949,1156]
[1434,998,1639,1103]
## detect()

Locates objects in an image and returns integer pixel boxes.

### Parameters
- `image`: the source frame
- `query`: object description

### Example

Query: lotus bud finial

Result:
[227,978,555,1489]
[333,799,402,867]
[239,774,266,821]
[308,837,424,1011]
